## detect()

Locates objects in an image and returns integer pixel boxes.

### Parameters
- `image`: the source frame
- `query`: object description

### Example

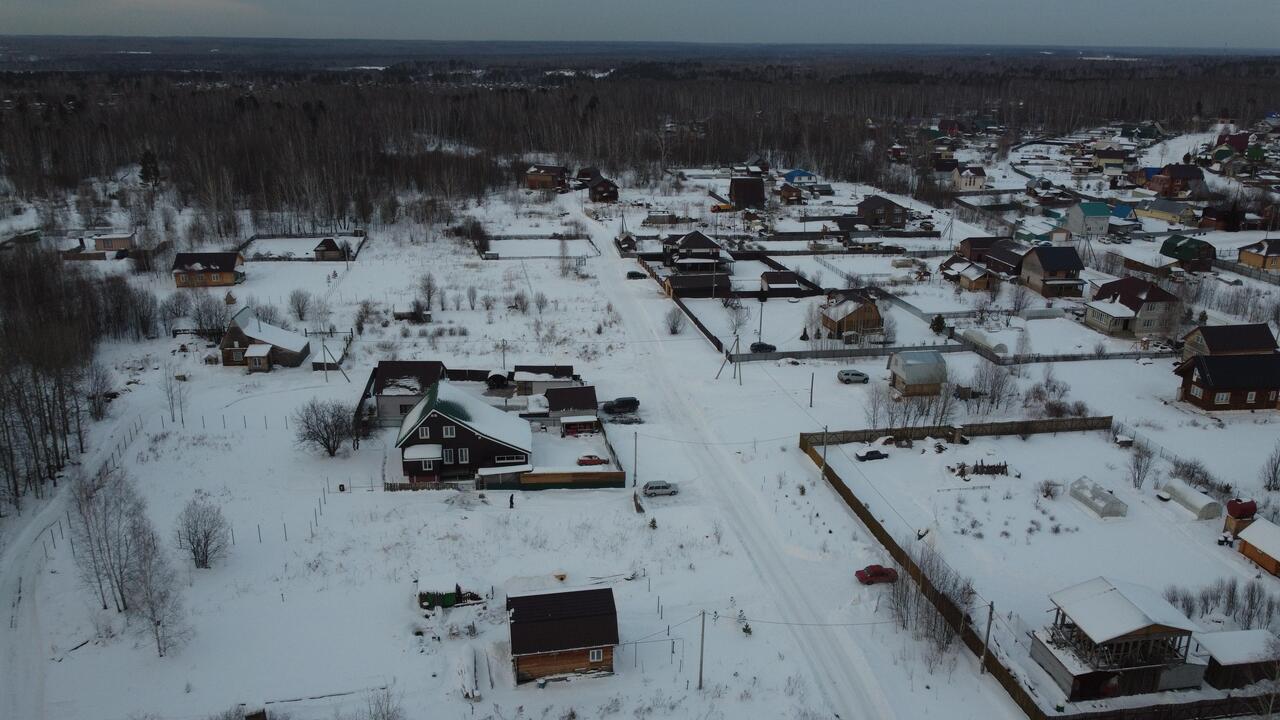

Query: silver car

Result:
[642,481,679,497]
[837,369,870,384]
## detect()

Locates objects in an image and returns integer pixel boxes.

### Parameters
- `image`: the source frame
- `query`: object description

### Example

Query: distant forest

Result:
[0,54,1278,234]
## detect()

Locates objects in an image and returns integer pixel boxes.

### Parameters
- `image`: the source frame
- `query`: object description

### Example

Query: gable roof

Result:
[1076,202,1111,218]
[960,236,1004,251]
[1163,164,1204,181]
[1186,324,1278,353]
[172,252,241,273]
[1160,234,1213,261]
[507,587,619,656]
[370,360,449,397]
[1195,629,1280,666]
[228,307,309,353]
[1050,577,1198,644]
[1093,277,1178,313]
[857,195,907,215]
[889,351,947,386]
[1177,353,1280,391]
[958,166,986,177]
[314,237,341,252]
[1027,246,1084,273]
[783,169,816,182]
[1240,239,1280,257]
[527,164,569,176]
[545,385,598,413]
[1238,518,1280,563]
[396,380,533,451]
[673,231,722,252]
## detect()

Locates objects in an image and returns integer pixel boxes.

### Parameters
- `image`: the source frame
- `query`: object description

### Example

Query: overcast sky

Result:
[3,0,1278,49]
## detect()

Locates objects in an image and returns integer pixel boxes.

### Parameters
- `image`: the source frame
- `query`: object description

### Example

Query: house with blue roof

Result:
[783,169,818,186]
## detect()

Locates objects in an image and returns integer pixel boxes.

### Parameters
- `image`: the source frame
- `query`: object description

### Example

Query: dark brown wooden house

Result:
[545,385,598,419]
[957,236,1007,263]
[507,587,619,684]
[1019,246,1085,298]
[587,177,618,202]
[525,164,569,190]
[172,252,245,288]
[1198,629,1280,690]
[820,289,883,337]
[313,237,345,261]
[855,196,908,229]
[1174,353,1280,411]
[395,381,533,488]
[729,176,767,209]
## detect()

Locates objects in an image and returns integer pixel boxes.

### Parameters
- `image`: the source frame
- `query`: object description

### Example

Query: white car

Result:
[642,481,679,497]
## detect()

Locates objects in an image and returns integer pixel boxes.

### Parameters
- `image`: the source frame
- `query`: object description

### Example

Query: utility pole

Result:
[980,601,994,674]
[697,609,706,690]
[501,339,507,370]
[819,425,829,479]
[633,431,638,487]
[757,300,763,340]
[321,336,328,383]
[809,372,814,408]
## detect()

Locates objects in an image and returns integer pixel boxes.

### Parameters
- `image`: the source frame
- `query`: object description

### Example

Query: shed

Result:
[507,587,619,684]
[1238,518,1280,576]
[1160,478,1222,520]
[1197,629,1280,690]
[1069,478,1128,519]
[887,351,947,396]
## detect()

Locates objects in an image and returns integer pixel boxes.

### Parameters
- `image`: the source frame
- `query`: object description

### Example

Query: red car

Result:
[576,454,608,466]
[855,564,898,585]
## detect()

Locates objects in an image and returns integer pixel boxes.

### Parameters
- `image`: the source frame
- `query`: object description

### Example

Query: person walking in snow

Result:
[509,493,514,509]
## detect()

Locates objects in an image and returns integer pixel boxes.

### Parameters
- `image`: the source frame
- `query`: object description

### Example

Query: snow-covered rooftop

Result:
[1195,629,1279,666]
[230,307,310,354]
[1239,517,1280,560]
[1050,577,1199,643]
[1086,299,1137,319]
[396,380,532,452]
[403,444,442,461]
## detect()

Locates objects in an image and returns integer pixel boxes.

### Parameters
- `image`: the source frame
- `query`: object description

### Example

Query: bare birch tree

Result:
[174,495,231,569]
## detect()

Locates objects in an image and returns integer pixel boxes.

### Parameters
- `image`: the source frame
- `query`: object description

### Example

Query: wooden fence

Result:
[1211,258,1280,287]
[799,415,1114,447]
[670,295,724,352]
[798,417,1277,720]
[238,230,369,261]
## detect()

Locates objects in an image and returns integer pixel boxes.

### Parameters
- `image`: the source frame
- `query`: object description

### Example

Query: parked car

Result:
[577,454,608,466]
[642,481,679,497]
[602,396,640,414]
[855,449,888,462]
[626,270,647,280]
[837,369,869,384]
[750,342,776,353]
[855,564,899,585]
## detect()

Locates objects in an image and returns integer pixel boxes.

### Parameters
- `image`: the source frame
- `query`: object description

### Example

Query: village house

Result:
[507,587,619,684]
[950,165,988,191]
[957,236,1008,263]
[1198,205,1248,232]
[939,255,996,292]
[1084,277,1180,337]
[90,229,136,252]
[778,183,806,205]
[172,252,245,288]
[855,196,908,229]
[1019,246,1085,298]
[983,239,1032,277]
[543,385,598,421]
[395,380,533,488]
[587,176,619,203]
[1147,164,1204,197]
[361,360,450,426]
[1238,239,1280,271]
[1181,323,1278,360]
[662,231,732,273]
[932,158,960,184]
[819,289,883,338]
[1174,353,1280,411]
[1159,235,1216,272]
[887,350,947,396]
[728,176,767,209]
[1134,199,1196,227]
[1031,577,1201,701]
[218,307,311,372]
[1093,147,1134,174]
[782,168,818,186]
[1065,202,1111,238]
[312,237,346,261]
[524,164,569,190]
[1237,518,1280,578]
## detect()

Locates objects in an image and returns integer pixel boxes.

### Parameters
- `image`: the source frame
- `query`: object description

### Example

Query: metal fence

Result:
[1211,258,1280,287]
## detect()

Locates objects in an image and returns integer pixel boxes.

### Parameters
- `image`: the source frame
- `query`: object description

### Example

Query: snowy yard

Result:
[487,238,596,258]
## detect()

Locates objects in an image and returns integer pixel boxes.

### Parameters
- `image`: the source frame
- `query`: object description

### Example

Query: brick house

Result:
[1084,277,1180,337]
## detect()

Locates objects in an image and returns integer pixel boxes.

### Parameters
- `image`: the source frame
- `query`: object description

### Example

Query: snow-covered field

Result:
[6,140,1280,720]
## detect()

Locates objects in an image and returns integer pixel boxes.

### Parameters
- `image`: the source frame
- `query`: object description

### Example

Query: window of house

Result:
[418,427,429,440]
[495,454,526,464]
[589,649,603,663]
[458,448,470,464]
[442,425,456,438]
[1189,385,1203,399]
[176,274,187,285]
[420,460,433,471]
[1247,392,1257,404]
[232,351,243,362]
[444,448,455,464]
[1270,391,1278,401]
[210,273,220,282]
[1214,392,1230,405]
[1141,319,1153,328]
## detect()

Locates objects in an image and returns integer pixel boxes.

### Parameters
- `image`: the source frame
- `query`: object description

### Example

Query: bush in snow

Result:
[665,306,686,335]
[292,398,354,457]
[174,495,231,569]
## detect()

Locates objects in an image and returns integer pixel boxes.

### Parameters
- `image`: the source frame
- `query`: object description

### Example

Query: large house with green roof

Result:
[1065,202,1111,238]
[395,380,533,488]
[1160,234,1216,272]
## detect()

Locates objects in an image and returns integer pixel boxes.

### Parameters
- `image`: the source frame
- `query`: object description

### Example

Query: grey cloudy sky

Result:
[3,0,1278,49]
